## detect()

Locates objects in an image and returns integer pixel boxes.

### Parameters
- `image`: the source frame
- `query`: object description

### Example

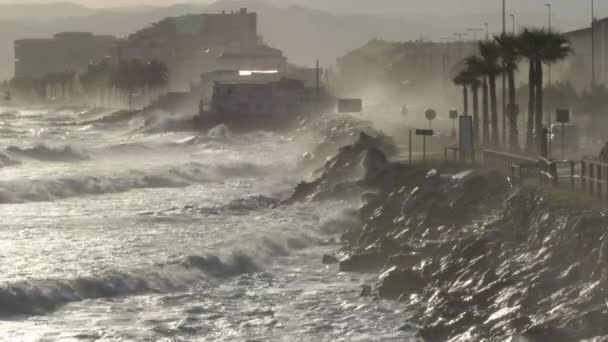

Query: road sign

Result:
[449,110,458,119]
[338,99,363,113]
[556,109,570,123]
[425,109,437,121]
[416,129,434,136]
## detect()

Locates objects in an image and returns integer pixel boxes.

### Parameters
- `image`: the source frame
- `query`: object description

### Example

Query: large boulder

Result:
[339,251,386,272]
[377,266,425,299]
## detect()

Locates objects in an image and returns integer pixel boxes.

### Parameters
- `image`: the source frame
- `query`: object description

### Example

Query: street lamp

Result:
[467,28,484,55]
[591,0,596,87]
[454,32,468,60]
[510,14,515,33]
[545,3,552,30]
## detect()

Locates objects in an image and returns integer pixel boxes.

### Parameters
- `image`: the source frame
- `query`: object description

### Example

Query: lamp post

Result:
[454,32,468,60]
[467,28,484,54]
[510,14,515,33]
[502,0,507,147]
[592,0,596,88]
[546,3,552,84]
[440,37,455,86]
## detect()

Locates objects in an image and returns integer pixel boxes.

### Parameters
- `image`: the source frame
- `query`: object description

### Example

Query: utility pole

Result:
[546,3,552,84]
[484,23,489,40]
[502,0,507,147]
[454,33,467,60]
[466,28,483,54]
[502,0,506,34]
[510,14,515,34]
[315,59,320,113]
[441,37,454,86]
[592,0,596,88]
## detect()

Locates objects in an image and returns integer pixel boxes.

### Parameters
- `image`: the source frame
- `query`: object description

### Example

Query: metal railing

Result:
[581,158,608,199]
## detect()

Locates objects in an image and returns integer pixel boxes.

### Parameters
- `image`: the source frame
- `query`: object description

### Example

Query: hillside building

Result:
[14,32,116,78]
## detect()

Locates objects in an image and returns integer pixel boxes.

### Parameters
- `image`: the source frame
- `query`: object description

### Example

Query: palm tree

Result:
[81,60,114,106]
[519,28,571,154]
[453,70,470,118]
[478,41,503,147]
[143,60,169,102]
[496,33,521,151]
[465,56,485,145]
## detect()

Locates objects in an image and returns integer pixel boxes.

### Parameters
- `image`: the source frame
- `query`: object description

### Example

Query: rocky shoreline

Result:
[291,130,608,341]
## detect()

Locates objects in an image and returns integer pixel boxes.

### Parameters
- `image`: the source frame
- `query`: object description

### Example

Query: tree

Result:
[464,56,485,145]
[81,60,114,106]
[478,41,503,147]
[496,33,521,150]
[519,28,571,154]
[453,69,470,118]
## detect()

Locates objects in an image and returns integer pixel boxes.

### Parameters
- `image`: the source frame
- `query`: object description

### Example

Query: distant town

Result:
[1,5,608,132]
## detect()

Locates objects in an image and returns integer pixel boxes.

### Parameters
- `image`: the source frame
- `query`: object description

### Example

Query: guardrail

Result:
[581,158,608,198]
[482,149,537,172]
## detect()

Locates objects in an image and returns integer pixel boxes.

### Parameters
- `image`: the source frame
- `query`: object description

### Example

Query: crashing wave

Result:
[6,144,89,162]
[296,115,397,168]
[0,162,266,204]
[136,111,199,134]
[0,112,17,119]
[0,252,260,318]
[76,109,142,126]
[0,151,20,168]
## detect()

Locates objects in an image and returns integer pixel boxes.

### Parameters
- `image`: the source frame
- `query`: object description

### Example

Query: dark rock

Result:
[523,324,573,342]
[360,284,372,297]
[377,267,425,299]
[322,254,339,265]
[339,251,386,272]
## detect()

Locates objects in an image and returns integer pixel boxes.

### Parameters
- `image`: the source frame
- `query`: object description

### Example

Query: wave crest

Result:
[6,144,89,162]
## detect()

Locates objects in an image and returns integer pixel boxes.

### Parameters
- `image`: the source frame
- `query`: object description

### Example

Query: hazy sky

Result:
[0,0,606,31]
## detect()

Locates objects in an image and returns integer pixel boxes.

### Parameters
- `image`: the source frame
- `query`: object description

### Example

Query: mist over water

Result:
[0,107,411,341]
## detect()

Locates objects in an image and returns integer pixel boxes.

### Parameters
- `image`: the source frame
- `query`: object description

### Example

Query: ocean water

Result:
[0,108,412,342]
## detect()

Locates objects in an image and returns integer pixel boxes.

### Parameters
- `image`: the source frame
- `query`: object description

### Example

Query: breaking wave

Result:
[6,144,89,162]
[136,111,198,134]
[0,162,266,204]
[0,151,20,168]
[172,125,233,146]
[0,223,325,318]
[72,109,142,126]
[0,252,261,317]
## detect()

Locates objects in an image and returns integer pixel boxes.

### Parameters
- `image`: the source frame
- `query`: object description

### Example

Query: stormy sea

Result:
[0,107,410,342]
[3,106,608,342]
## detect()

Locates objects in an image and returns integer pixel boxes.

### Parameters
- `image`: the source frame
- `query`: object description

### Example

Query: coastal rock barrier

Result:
[292,132,608,341]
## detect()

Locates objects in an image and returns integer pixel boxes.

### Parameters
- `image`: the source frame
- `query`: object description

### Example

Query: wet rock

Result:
[360,284,372,297]
[377,266,425,299]
[322,254,339,265]
[600,236,608,289]
[339,251,385,272]
[522,324,572,342]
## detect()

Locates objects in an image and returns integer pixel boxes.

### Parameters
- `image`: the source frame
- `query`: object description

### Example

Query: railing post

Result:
[582,161,587,192]
[570,161,575,190]
[551,162,558,187]
[590,163,595,196]
[598,165,603,199]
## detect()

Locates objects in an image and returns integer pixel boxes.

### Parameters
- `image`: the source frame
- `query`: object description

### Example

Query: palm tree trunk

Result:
[489,74,499,147]
[463,85,469,116]
[508,69,519,151]
[482,78,490,146]
[526,60,536,153]
[535,58,545,156]
[472,84,480,145]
